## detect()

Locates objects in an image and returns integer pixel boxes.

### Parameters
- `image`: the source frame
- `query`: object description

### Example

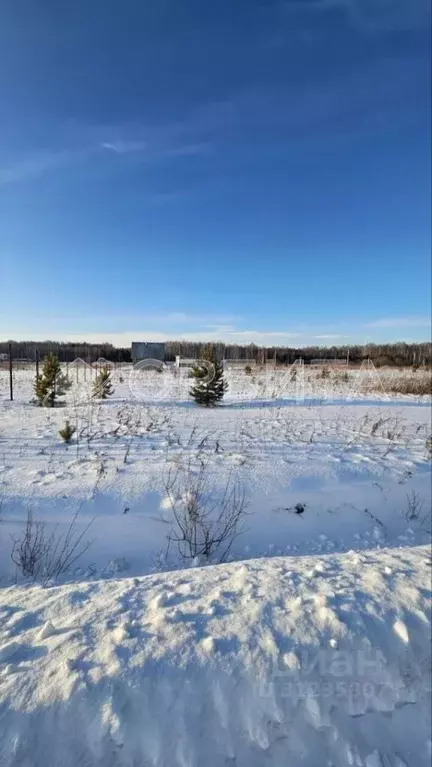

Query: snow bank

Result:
[0,546,431,766]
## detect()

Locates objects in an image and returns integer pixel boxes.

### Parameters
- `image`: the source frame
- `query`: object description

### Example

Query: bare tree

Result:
[10,511,46,578]
[11,509,94,582]
[403,490,424,522]
[163,463,249,564]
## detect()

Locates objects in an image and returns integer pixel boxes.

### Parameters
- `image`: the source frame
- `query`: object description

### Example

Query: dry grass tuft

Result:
[384,371,432,396]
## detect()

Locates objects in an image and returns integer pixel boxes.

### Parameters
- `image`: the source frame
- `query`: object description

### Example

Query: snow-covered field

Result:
[0,363,431,765]
[1,364,430,579]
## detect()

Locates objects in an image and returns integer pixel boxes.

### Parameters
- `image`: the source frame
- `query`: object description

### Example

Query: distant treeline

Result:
[165,341,431,367]
[1,340,431,367]
[1,341,131,363]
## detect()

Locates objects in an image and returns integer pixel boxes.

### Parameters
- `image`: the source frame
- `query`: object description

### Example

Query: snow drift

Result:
[0,546,431,766]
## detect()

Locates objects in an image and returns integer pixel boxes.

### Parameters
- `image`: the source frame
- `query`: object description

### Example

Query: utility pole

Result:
[8,342,13,401]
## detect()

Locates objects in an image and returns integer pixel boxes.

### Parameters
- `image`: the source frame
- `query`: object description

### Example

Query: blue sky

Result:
[0,0,430,346]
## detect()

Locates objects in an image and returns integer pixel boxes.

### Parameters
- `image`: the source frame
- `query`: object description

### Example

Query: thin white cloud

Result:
[100,141,147,154]
[365,317,431,329]
[0,136,211,186]
[165,143,211,157]
[0,312,243,333]
[0,119,212,187]
[0,150,83,185]
[3,322,431,347]
[282,0,429,32]
[0,327,346,347]
[315,334,349,340]
[0,141,149,185]
[144,312,242,326]
[213,329,302,339]
[1,44,422,187]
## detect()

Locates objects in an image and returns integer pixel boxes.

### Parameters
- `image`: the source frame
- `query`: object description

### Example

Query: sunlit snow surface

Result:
[0,546,431,766]
[0,364,430,765]
[0,365,430,578]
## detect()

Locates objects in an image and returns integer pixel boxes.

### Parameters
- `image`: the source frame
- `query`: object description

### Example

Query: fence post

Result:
[8,342,13,401]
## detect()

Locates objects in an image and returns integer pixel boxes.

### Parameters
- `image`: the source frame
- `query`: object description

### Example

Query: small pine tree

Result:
[59,420,76,444]
[34,354,71,407]
[189,344,228,407]
[244,364,252,375]
[92,367,114,399]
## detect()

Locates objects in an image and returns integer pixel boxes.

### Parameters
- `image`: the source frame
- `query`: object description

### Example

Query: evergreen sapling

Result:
[34,354,71,407]
[189,344,228,407]
[59,420,76,444]
[92,367,114,399]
